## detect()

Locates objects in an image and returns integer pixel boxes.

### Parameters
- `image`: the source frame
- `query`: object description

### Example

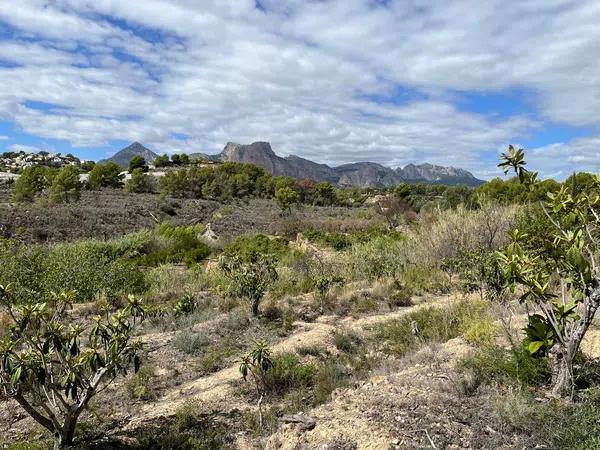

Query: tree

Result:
[275,186,300,214]
[128,156,148,173]
[219,255,278,317]
[171,154,181,165]
[49,166,82,204]
[179,154,190,165]
[79,161,95,173]
[87,162,124,189]
[498,145,600,396]
[11,167,55,203]
[153,154,170,168]
[0,287,145,448]
[313,182,337,206]
[124,168,156,193]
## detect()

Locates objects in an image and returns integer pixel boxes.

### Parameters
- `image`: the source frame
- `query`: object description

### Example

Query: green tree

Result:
[87,162,124,189]
[159,169,189,198]
[11,167,56,203]
[124,168,156,193]
[275,186,300,214]
[179,153,190,165]
[128,156,148,173]
[219,255,278,317]
[79,161,95,173]
[153,154,170,168]
[0,287,145,448]
[313,181,337,206]
[49,166,82,203]
[171,154,181,165]
[498,145,600,396]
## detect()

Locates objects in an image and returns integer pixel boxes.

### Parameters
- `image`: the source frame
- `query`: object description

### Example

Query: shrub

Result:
[332,330,362,354]
[222,234,288,262]
[303,229,352,250]
[173,293,197,316]
[173,330,211,356]
[459,344,551,387]
[219,255,278,317]
[262,353,316,396]
[296,345,327,358]
[41,241,146,303]
[134,223,211,267]
[313,362,348,405]
[373,299,493,356]
[127,364,157,400]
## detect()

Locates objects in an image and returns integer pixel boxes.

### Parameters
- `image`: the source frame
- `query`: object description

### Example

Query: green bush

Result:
[263,353,316,396]
[373,299,493,356]
[303,229,352,250]
[134,223,211,267]
[459,344,551,387]
[222,234,288,262]
[332,330,363,353]
[41,241,146,303]
[313,362,348,405]
[0,238,146,303]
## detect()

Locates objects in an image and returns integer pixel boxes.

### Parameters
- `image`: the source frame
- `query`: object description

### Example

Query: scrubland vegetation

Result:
[1,147,600,449]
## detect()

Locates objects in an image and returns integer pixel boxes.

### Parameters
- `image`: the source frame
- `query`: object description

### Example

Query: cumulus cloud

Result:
[0,0,599,178]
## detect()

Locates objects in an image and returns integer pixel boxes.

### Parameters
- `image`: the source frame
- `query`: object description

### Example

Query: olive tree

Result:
[219,255,278,317]
[498,145,600,396]
[0,286,145,448]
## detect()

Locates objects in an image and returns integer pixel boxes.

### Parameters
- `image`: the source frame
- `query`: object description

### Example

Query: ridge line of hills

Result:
[100,141,485,188]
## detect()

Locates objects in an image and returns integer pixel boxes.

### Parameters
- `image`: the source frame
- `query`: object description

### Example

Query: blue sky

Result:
[1,1,599,179]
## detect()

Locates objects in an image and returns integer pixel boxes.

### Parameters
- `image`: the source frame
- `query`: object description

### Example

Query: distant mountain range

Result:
[102,141,484,187]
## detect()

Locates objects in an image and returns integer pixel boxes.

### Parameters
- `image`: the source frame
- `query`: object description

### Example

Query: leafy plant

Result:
[0,287,145,448]
[498,145,600,396]
[219,255,278,317]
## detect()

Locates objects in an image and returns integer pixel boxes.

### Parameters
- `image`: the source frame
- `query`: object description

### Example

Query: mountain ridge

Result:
[103,141,484,187]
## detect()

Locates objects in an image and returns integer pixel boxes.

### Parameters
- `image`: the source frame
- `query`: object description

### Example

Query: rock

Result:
[279,414,317,431]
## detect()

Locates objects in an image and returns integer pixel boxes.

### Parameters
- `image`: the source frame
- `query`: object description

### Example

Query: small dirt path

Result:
[125,295,454,430]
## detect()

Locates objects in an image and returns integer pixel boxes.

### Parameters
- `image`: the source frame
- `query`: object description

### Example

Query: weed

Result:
[332,330,362,354]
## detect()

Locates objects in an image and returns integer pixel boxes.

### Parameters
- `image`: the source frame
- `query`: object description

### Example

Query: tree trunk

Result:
[56,412,80,449]
[551,289,600,397]
[551,347,574,397]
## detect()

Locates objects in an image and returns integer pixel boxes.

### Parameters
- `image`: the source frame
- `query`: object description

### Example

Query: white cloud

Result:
[0,0,599,179]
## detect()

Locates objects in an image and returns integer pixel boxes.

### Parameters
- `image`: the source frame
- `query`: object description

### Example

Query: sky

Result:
[0,0,599,180]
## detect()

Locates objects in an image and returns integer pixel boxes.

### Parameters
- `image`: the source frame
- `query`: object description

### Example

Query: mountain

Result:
[101,141,484,187]
[208,141,484,187]
[99,142,158,168]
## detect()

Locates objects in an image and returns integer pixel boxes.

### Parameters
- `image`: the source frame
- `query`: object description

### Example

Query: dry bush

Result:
[406,203,518,268]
